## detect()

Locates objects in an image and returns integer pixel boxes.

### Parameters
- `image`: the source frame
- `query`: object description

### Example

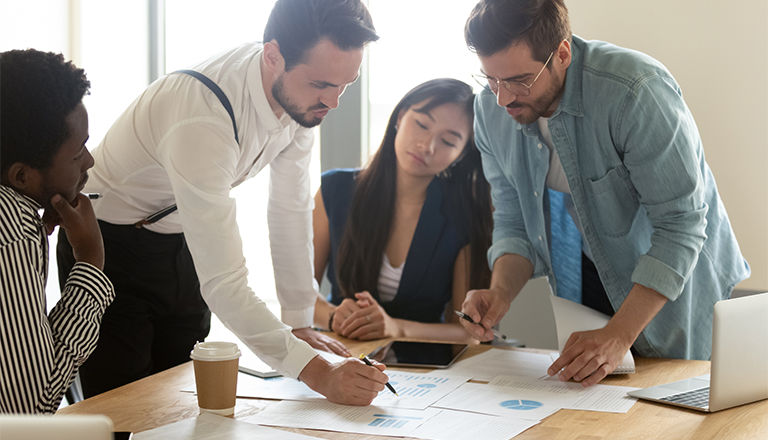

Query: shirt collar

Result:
[247,49,286,132]
[0,185,43,222]
[554,34,586,118]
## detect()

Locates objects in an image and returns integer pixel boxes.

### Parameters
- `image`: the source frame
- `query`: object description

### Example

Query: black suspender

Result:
[134,70,239,228]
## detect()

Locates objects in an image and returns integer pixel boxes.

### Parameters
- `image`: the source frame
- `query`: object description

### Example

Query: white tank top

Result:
[377,253,403,303]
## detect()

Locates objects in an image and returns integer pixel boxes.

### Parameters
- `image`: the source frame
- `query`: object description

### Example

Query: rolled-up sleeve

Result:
[617,76,708,301]
[474,96,540,274]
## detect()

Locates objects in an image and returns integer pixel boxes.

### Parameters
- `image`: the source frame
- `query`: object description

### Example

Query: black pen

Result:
[455,310,507,340]
[83,193,103,200]
[359,354,398,396]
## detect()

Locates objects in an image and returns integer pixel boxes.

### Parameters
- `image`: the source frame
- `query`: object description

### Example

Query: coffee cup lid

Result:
[190,341,241,361]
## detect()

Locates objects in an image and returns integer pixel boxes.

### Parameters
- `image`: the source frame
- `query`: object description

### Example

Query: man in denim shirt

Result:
[459,0,750,387]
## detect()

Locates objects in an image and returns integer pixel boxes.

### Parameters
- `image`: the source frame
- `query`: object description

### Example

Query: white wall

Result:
[568,1,768,291]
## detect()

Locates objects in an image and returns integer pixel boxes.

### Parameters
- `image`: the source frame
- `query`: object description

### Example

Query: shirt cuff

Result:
[278,339,319,379]
[631,254,686,301]
[69,261,115,308]
[281,306,314,329]
[488,237,538,273]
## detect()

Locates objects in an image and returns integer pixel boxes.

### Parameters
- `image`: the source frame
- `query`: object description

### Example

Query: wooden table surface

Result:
[58,336,768,440]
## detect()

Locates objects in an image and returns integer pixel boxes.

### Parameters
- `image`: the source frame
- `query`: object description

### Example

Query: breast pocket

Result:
[587,164,640,237]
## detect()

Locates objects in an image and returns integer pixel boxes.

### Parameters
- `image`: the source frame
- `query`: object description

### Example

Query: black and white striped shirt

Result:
[0,185,114,414]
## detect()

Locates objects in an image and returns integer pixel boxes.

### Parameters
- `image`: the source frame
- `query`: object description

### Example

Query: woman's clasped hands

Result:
[331,291,401,340]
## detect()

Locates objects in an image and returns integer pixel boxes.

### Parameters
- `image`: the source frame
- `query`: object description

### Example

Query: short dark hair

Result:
[1,49,90,175]
[263,0,379,71]
[465,0,571,63]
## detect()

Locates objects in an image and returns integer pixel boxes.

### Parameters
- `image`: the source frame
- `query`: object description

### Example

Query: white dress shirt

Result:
[84,42,318,378]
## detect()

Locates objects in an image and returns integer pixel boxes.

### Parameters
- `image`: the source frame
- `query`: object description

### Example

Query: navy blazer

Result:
[321,169,470,323]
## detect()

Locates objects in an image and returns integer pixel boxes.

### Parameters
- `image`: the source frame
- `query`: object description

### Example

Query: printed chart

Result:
[372,371,470,409]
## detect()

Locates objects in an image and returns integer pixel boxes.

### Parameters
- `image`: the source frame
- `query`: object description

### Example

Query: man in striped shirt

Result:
[0,49,114,414]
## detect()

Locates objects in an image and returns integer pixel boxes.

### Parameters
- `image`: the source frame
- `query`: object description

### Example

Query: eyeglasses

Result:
[472,51,554,96]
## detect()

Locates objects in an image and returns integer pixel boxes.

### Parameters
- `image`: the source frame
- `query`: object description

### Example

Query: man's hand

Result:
[292,327,350,357]
[49,193,105,270]
[339,291,401,340]
[547,283,668,387]
[299,354,387,405]
[460,287,513,341]
[547,327,633,387]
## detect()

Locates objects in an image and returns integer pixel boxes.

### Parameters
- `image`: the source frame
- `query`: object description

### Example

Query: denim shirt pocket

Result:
[587,164,640,237]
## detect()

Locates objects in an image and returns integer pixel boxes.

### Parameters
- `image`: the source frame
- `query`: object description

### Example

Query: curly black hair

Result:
[1,49,91,175]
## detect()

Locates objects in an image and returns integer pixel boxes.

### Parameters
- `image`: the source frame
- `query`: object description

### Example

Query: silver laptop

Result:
[628,292,768,412]
[0,414,114,440]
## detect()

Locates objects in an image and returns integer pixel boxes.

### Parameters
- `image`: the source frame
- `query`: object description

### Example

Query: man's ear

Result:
[3,162,42,194]
[262,40,285,76]
[555,39,572,72]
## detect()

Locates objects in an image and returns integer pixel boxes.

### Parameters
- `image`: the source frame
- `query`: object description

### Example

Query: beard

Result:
[507,69,565,125]
[271,74,327,128]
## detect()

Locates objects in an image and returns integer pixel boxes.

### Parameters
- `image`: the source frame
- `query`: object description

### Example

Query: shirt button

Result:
[534,191,539,197]
[538,236,544,241]
[537,143,543,149]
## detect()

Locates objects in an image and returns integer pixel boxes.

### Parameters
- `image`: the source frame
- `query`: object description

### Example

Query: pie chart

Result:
[500,399,543,410]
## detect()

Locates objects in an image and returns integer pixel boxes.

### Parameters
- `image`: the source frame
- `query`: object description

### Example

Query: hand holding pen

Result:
[455,310,507,340]
[359,354,398,396]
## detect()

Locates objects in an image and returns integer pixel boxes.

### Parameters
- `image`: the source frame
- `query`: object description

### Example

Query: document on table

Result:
[197,370,469,410]
[489,374,640,413]
[550,295,635,374]
[245,401,440,437]
[369,371,470,409]
[446,348,554,382]
[431,382,569,421]
[409,409,539,440]
[132,412,317,440]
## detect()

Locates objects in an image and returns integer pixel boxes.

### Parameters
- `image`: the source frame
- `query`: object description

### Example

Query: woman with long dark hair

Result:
[312,78,492,342]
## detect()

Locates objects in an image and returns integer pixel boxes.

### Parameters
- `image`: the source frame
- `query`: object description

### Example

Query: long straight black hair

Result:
[335,78,493,300]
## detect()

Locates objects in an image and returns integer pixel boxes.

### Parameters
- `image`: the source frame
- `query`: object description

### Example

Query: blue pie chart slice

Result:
[500,399,543,410]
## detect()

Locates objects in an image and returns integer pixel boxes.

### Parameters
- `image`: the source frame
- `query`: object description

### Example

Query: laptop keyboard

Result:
[659,387,710,409]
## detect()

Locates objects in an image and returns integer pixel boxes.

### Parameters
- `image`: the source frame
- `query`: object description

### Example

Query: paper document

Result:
[368,371,470,409]
[132,412,318,440]
[206,370,469,410]
[550,295,635,374]
[245,401,440,437]
[409,409,539,440]
[489,374,640,413]
[431,382,568,421]
[447,348,554,382]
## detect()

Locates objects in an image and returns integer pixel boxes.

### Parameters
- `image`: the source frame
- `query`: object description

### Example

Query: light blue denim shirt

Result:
[475,35,750,360]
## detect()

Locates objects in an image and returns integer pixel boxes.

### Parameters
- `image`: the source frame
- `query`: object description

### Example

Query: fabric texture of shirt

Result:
[0,185,114,413]
[474,35,750,360]
[377,254,403,303]
[83,42,318,378]
[321,169,470,323]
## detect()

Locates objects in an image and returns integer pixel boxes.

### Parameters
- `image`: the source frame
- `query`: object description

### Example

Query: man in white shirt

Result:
[57,0,388,405]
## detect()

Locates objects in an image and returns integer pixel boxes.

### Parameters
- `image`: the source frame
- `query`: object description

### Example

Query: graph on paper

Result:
[367,414,425,428]
[371,371,471,410]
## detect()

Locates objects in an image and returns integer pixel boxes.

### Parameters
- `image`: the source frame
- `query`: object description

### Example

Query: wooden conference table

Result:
[59,335,768,440]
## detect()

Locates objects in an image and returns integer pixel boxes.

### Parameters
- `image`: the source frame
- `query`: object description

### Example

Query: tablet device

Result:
[367,341,469,368]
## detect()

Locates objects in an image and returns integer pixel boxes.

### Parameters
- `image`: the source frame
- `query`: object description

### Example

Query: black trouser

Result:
[580,252,615,317]
[57,220,210,398]
[580,252,641,356]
